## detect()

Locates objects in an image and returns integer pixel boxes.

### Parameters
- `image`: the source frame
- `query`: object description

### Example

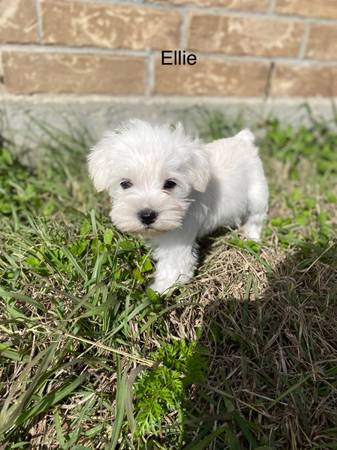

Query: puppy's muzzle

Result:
[138,208,158,226]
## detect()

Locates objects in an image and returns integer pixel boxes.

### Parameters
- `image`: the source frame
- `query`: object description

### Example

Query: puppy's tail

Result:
[235,129,259,156]
[235,129,255,144]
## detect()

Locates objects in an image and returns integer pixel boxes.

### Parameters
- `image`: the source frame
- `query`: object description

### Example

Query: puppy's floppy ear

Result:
[87,133,114,192]
[174,122,210,192]
[187,145,211,192]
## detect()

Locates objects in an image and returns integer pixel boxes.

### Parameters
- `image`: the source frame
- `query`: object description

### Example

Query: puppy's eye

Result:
[120,179,133,189]
[163,179,177,190]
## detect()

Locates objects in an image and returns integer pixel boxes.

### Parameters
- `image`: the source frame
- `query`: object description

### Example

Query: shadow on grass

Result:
[182,240,337,449]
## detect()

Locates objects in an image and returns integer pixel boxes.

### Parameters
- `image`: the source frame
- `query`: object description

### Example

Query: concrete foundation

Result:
[1,95,336,150]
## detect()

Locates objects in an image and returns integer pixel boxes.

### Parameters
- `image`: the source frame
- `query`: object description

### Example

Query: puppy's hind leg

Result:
[241,181,268,242]
[241,212,266,241]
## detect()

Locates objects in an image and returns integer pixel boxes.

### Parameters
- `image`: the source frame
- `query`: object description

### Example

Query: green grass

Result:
[0,111,336,449]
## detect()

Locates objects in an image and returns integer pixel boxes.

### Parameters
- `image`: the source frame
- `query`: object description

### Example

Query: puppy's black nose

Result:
[138,208,158,226]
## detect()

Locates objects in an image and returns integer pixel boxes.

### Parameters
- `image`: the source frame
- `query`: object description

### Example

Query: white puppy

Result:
[88,119,268,293]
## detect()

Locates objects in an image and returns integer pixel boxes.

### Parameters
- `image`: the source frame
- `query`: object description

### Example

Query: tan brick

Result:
[154,58,269,96]
[41,0,181,50]
[3,52,145,95]
[0,0,38,43]
[188,15,304,57]
[276,0,337,19]
[271,64,337,97]
[147,0,269,11]
[306,24,337,60]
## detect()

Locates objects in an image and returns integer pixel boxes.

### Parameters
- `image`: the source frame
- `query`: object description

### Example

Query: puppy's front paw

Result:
[150,272,193,294]
[150,245,197,294]
[150,279,174,295]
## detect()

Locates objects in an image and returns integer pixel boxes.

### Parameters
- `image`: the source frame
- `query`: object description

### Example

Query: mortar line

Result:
[0,53,4,85]
[264,61,276,100]
[180,10,190,49]
[268,0,277,14]
[145,52,155,97]
[298,22,311,60]
[34,0,44,42]
[0,44,149,57]
[1,93,337,103]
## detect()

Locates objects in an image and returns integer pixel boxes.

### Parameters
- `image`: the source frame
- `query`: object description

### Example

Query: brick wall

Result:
[1,0,337,99]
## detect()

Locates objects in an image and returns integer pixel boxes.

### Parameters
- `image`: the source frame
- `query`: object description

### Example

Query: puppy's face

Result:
[108,162,192,236]
[88,120,210,236]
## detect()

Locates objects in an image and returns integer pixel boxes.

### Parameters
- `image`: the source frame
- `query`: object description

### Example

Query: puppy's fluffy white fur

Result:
[88,119,268,293]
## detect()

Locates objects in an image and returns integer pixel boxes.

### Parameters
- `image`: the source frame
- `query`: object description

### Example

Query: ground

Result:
[0,109,336,449]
